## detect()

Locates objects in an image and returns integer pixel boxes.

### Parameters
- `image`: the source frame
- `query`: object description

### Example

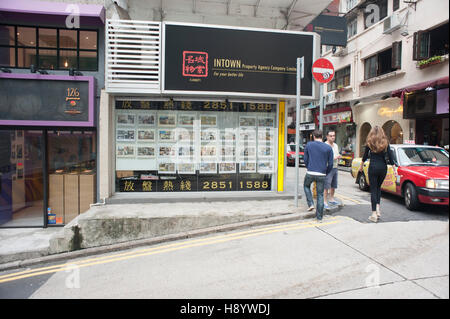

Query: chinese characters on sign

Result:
[316,111,352,125]
[118,177,271,192]
[182,51,208,77]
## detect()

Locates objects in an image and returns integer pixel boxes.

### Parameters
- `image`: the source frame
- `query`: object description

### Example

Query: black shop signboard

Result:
[117,172,272,192]
[163,22,319,98]
[0,75,93,126]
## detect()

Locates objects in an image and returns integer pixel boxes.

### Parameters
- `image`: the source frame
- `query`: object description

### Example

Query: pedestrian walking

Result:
[324,130,341,209]
[359,126,396,223]
[303,130,334,222]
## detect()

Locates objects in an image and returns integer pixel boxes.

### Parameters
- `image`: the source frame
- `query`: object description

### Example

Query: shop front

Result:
[390,76,449,148]
[103,21,320,196]
[0,74,96,227]
[314,104,356,166]
[352,97,414,157]
[114,100,277,192]
[404,88,449,147]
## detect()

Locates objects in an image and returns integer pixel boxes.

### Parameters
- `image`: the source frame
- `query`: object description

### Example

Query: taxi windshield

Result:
[397,147,449,166]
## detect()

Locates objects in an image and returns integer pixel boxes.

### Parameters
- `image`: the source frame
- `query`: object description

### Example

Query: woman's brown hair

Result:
[366,126,388,153]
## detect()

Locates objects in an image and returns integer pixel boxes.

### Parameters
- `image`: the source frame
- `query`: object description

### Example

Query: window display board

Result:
[115,100,277,192]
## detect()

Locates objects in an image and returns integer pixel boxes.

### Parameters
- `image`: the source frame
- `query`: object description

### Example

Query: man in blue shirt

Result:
[303,129,334,222]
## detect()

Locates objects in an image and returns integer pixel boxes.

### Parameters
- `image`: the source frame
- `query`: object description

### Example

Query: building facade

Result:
[321,0,449,157]
[0,0,105,227]
[100,19,321,198]
[1,0,334,226]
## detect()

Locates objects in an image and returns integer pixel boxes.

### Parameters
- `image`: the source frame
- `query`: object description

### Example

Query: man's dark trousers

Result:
[304,173,326,220]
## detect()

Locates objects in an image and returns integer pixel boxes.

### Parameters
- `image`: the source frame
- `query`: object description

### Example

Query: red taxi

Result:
[287,144,304,166]
[352,145,449,211]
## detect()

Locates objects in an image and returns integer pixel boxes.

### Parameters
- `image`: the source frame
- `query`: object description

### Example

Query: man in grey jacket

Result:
[303,129,334,222]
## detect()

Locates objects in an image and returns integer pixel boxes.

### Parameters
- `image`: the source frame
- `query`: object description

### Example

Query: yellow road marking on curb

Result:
[0,218,344,284]
[0,217,341,281]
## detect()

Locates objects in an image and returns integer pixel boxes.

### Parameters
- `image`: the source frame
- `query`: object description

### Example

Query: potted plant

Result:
[336,85,345,92]
[417,55,443,69]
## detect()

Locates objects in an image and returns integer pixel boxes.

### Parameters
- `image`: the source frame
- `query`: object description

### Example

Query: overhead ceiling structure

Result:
[117,0,334,31]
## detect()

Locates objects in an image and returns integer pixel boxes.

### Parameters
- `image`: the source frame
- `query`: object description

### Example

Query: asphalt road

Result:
[0,166,448,300]
[286,166,449,223]
[1,215,447,300]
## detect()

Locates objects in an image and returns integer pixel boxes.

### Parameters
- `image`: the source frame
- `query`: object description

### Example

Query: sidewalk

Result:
[0,192,344,271]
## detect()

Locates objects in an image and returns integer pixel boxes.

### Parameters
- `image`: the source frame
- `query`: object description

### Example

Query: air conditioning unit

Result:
[326,92,336,104]
[383,12,402,34]
[332,47,348,57]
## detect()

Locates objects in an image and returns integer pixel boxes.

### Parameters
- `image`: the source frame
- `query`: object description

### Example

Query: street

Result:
[286,166,449,223]
[0,166,448,300]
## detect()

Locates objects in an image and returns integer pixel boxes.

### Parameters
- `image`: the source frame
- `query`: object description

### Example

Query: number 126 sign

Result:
[312,58,334,84]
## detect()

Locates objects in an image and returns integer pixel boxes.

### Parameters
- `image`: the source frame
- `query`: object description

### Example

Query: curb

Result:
[0,211,317,272]
[0,202,345,272]
[105,193,302,204]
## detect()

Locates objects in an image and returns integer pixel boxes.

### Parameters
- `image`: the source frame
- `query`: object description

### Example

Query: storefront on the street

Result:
[298,122,316,145]
[404,88,449,147]
[114,100,279,192]
[0,74,97,227]
[351,97,414,158]
[391,76,449,149]
[102,21,320,196]
[314,104,356,165]
[0,1,104,227]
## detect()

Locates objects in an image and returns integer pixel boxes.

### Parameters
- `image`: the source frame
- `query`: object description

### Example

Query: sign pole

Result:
[319,83,324,132]
[295,57,304,208]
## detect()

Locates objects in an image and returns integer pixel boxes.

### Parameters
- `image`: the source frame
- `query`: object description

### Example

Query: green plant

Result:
[418,55,443,67]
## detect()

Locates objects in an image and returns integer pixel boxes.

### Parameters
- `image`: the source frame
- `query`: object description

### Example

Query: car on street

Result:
[287,144,304,166]
[351,144,449,211]
[339,149,354,167]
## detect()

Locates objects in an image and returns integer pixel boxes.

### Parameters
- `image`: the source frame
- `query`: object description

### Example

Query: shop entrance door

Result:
[47,130,97,225]
[0,130,44,227]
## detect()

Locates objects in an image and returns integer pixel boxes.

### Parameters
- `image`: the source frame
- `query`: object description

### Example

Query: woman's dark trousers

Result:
[368,165,387,212]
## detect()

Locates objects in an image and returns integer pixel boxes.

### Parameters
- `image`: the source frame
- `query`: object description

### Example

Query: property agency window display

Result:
[115,100,277,192]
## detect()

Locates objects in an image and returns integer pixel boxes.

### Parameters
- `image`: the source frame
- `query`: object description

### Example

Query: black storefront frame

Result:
[403,88,449,120]
[0,126,97,228]
[113,99,279,193]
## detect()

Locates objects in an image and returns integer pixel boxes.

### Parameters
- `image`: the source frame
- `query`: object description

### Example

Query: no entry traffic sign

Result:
[312,58,334,84]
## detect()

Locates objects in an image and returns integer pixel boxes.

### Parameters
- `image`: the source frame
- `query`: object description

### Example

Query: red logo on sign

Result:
[312,58,334,84]
[182,51,208,77]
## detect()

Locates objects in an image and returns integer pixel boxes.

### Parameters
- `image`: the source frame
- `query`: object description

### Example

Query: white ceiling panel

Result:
[122,0,333,31]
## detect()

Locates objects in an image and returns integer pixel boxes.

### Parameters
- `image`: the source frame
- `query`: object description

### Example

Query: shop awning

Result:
[391,76,449,97]
[0,0,105,26]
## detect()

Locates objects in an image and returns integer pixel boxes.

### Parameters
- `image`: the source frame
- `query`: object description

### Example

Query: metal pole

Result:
[295,57,304,207]
[319,83,324,132]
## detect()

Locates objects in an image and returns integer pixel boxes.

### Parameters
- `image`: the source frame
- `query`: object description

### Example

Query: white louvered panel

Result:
[106,19,161,93]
